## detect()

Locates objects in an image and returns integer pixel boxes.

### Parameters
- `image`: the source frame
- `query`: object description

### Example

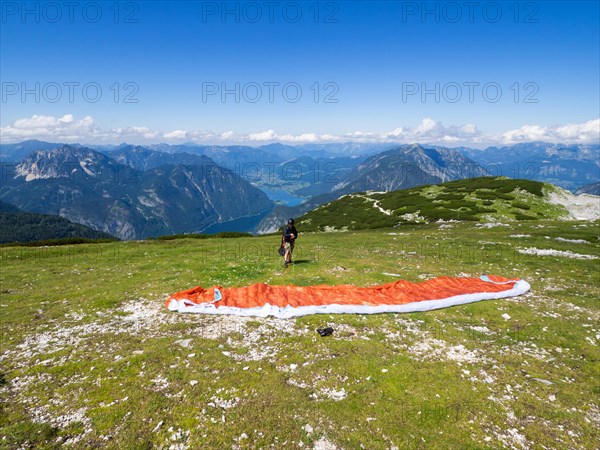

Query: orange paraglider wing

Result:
[166,275,529,318]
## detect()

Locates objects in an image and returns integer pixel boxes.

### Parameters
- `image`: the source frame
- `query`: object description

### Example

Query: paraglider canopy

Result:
[166,275,530,319]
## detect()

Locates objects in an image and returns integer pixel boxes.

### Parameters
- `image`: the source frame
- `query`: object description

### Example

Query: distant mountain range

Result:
[333,144,490,194]
[1,139,598,238]
[109,145,212,171]
[575,181,600,196]
[457,142,600,191]
[3,140,597,193]
[0,139,68,162]
[0,200,116,244]
[253,144,490,233]
[102,144,364,202]
[0,146,272,239]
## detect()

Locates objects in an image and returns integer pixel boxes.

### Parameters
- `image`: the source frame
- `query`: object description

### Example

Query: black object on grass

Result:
[317,327,334,337]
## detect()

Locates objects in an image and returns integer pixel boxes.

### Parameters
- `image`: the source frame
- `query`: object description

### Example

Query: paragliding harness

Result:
[279,221,297,258]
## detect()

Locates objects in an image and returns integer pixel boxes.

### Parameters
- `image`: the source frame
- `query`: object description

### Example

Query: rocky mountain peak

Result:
[14,145,117,182]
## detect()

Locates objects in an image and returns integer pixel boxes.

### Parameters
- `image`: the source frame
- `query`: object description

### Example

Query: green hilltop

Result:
[296,177,573,232]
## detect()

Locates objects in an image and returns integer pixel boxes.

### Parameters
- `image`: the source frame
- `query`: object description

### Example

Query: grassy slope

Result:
[297,177,571,232]
[0,220,599,449]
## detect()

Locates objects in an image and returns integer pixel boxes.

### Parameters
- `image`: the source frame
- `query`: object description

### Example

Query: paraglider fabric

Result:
[165,275,530,318]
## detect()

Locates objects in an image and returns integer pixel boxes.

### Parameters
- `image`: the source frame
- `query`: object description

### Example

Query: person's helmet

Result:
[287,218,295,225]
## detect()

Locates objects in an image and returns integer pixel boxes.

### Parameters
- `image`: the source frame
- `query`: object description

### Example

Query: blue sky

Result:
[1,0,599,147]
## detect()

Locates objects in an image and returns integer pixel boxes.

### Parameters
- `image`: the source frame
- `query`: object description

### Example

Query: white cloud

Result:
[1,114,598,148]
[500,119,600,145]
[111,126,159,140]
[353,118,482,145]
[248,129,277,141]
[278,133,321,142]
[415,117,439,134]
[163,130,188,140]
[219,130,235,139]
[3,114,98,142]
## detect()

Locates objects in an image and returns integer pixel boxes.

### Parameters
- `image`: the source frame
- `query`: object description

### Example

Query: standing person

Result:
[282,218,298,268]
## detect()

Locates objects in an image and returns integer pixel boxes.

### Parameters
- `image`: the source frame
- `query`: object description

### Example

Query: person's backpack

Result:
[278,236,285,257]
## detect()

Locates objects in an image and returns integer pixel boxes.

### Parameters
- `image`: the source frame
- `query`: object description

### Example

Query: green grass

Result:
[0,220,599,449]
[297,177,570,232]
[150,231,253,241]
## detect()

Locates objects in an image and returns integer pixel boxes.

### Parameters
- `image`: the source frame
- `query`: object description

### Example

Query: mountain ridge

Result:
[0,199,117,244]
[332,144,490,194]
[0,145,273,240]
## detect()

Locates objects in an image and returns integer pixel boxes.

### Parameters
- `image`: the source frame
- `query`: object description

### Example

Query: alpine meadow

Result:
[1,1,599,449]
